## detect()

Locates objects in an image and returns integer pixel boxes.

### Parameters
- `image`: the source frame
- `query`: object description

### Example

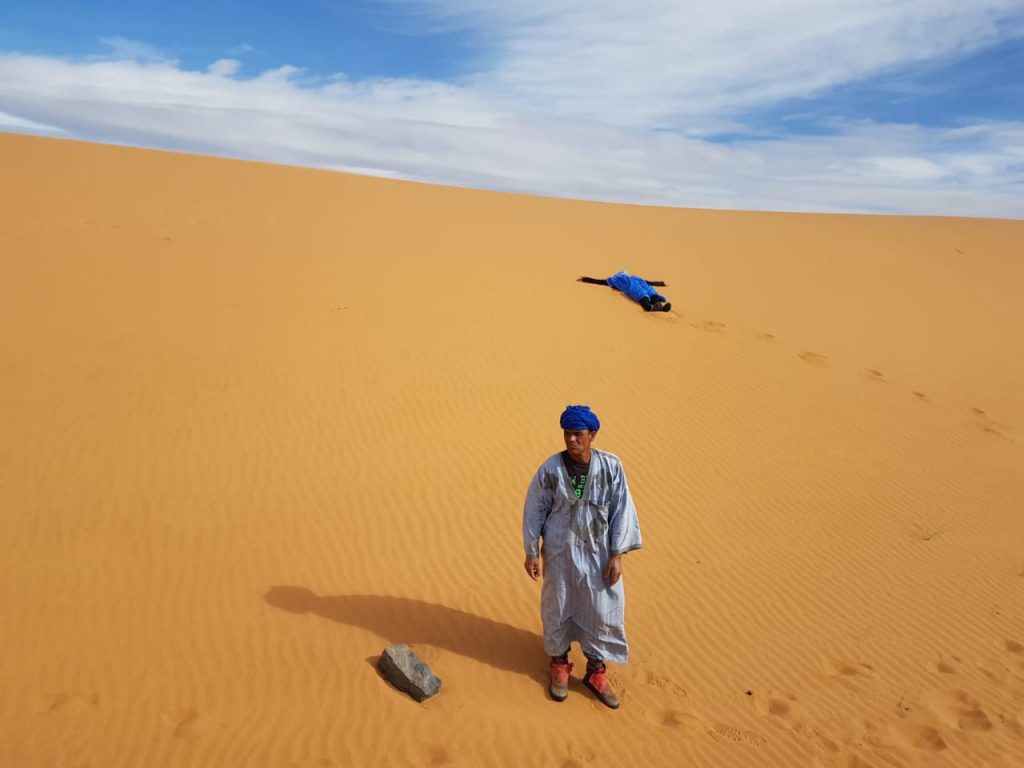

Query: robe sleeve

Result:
[523,465,554,558]
[605,271,630,293]
[608,459,642,556]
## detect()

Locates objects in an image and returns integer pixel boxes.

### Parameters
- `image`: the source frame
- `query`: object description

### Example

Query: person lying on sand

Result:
[578,270,671,312]
[522,405,643,709]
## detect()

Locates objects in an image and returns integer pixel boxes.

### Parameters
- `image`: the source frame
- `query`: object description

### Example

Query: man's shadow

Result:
[264,586,547,687]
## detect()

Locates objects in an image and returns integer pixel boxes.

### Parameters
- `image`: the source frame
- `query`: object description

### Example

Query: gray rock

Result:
[378,643,442,701]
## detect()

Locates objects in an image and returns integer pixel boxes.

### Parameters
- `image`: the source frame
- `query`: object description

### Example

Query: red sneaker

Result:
[549,660,573,702]
[583,666,620,709]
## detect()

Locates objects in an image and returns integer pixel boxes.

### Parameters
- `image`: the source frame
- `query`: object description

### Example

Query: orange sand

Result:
[2,131,1023,767]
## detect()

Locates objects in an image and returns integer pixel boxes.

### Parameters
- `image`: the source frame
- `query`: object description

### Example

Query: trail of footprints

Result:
[28,645,1024,764]
[680,312,1015,441]
[35,694,218,743]
[628,638,1024,764]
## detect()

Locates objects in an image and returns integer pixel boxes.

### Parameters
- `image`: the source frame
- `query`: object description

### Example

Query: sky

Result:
[1,1,1022,218]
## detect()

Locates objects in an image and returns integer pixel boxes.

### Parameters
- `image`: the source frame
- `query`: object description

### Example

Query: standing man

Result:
[523,405,642,708]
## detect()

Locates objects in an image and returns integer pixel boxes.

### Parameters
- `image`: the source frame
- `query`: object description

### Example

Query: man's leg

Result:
[549,647,573,702]
[582,652,621,709]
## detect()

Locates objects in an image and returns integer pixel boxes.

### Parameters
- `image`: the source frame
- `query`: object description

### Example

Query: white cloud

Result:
[862,157,948,182]
[402,0,1024,129]
[0,110,65,133]
[0,1,1022,218]
[208,59,241,77]
[95,36,176,65]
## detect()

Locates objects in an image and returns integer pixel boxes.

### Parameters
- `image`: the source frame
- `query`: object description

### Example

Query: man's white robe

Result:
[523,449,642,663]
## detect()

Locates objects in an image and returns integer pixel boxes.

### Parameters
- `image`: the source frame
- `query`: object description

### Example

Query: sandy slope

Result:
[1,131,1023,768]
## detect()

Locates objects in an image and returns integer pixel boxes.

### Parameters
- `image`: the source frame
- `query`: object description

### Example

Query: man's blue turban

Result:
[560,405,600,432]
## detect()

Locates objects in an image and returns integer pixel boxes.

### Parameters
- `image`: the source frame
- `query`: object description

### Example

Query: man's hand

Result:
[524,556,541,581]
[604,554,623,587]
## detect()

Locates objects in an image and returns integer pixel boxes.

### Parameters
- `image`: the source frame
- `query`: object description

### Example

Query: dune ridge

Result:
[1,132,1023,767]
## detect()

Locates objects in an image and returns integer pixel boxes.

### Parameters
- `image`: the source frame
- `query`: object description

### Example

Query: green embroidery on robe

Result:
[568,473,587,499]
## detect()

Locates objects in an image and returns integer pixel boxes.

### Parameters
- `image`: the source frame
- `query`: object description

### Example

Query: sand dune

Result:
[2,131,1023,767]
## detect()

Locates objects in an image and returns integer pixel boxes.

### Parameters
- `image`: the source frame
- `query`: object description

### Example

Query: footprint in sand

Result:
[827,660,875,679]
[913,726,949,752]
[864,369,888,383]
[753,690,844,759]
[910,522,943,542]
[798,351,830,367]
[845,753,883,768]
[928,689,993,732]
[970,408,1010,438]
[825,660,875,692]
[892,719,947,752]
[40,693,71,713]
[767,697,792,718]
[423,744,452,766]
[977,657,1024,697]
[642,670,688,698]
[755,332,777,342]
[998,712,1024,738]
[790,722,840,755]
[931,657,957,675]
[643,706,703,733]
[754,690,798,719]
[561,744,597,767]
[637,669,696,731]
[161,707,200,739]
[691,320,726,332]
[912,391,929,402]
[37,691,99,713]
[660,709,699,729]
[709,722,766,747]
[1006,640,1024,676]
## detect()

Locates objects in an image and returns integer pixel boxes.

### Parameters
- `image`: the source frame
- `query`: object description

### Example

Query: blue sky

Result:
[1,0,1022,217]
[0,1,482,80]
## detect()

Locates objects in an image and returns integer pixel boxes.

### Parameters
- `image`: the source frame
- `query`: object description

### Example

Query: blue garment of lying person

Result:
[605,271,666,303]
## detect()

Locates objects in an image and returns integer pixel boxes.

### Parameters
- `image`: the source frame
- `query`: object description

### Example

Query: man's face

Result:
[563,429,595,461]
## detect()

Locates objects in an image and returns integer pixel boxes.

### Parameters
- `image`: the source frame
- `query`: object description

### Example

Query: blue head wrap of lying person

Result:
[560,405,600,433]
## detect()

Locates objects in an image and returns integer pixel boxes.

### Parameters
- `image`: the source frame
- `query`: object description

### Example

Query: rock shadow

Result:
[265,586,546,682]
